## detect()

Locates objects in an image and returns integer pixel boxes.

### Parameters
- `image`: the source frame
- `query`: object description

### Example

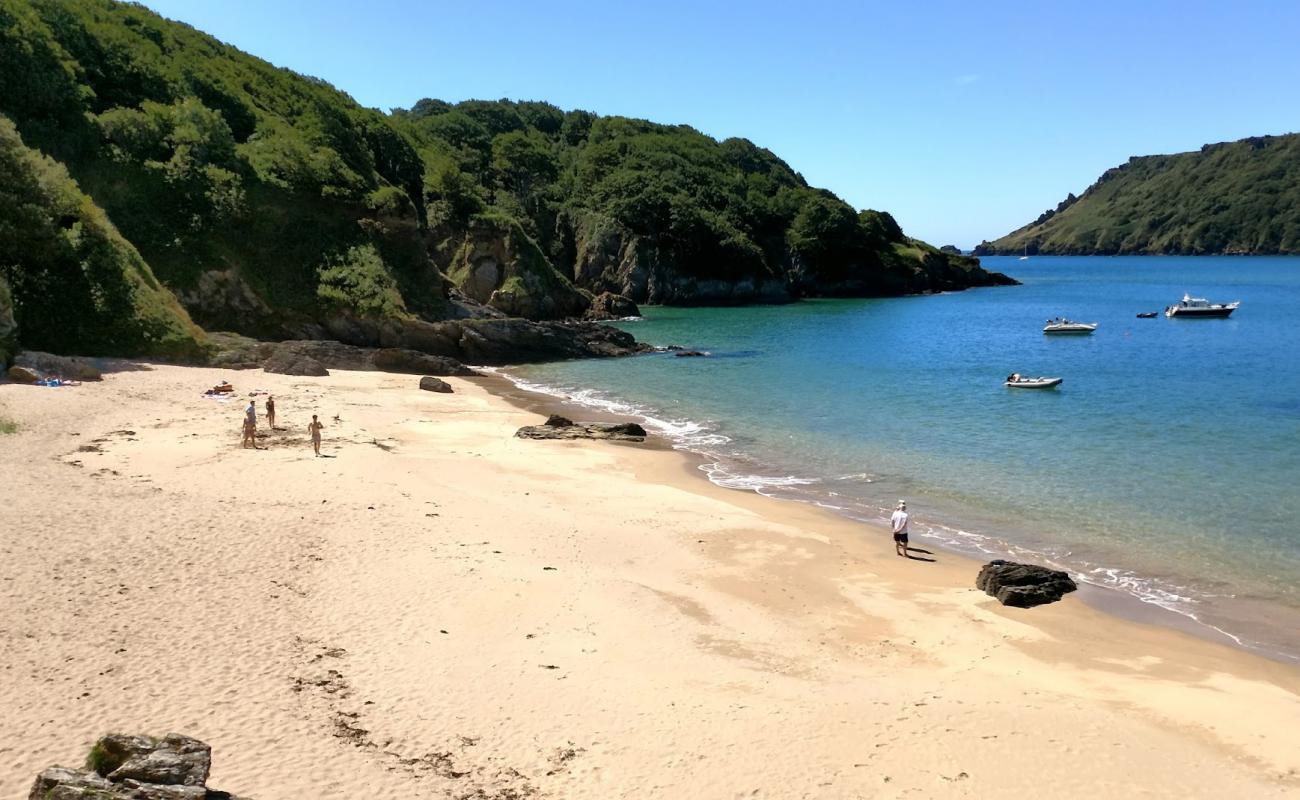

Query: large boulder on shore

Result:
[14,351,103,381]
[516,416,648,442]
[419,376,453,393]
[29,733,250,799]
[6,364,40,383]
[976,560,1077,607]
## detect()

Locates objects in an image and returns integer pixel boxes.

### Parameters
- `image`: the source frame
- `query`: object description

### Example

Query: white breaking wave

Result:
[486,367,1298,663]
[487,368,731,450]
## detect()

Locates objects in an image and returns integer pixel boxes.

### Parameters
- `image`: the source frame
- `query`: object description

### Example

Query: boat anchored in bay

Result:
[1043,318,1098,334]
[1005,373,1063,389]
[1165,294,1239,318]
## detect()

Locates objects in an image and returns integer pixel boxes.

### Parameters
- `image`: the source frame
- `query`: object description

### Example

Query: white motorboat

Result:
[1165,294,1239,318]
[1005,375,1062,389]
[1043,318,1098,334]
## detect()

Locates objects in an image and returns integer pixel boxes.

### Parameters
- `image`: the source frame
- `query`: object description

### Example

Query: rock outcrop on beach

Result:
[419,376,453,393]
[6,365,40,384]
[29,733,251,799]
[516,414,648,442]
[976,560,1078,607]
[262,348,329,377]
[13,351,104,381]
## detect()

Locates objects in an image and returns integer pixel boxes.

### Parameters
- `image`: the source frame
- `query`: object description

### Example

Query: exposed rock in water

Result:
[516,417,648,442]
[262,349,329,377]
[13,351,104,381]
[6,365,40,384]
[419,376,452,393]
[585,291,641,320]
[976,560,1078,607]
[673,350,707,358]
[29,733,251,799]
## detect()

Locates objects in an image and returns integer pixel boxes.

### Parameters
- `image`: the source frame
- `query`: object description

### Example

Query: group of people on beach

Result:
[240,395,324,456]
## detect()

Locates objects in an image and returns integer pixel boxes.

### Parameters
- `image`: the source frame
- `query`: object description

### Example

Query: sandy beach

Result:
[1,364,1297,799]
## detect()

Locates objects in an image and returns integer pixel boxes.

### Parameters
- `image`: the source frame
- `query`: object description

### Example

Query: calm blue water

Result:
[510,256,1300,659]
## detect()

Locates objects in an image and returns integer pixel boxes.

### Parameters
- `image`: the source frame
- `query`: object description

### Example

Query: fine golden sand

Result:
[1,365,1297,798]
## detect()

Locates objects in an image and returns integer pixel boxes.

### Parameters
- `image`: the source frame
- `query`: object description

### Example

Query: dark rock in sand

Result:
[262,349,329,377]
[674,350,707,358]
[30,733,250,800]
[418,376,453,393]
[516,418,648,442]
[14,351,103,381]
[6,364,40,383]
[976,560,1077,607]
[585,291,641,320]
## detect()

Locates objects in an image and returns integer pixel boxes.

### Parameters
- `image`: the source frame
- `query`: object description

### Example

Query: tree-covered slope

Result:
[0,0,1012,362]
[397,100,1014,306]
[976,134,1300,255]
[0,0,436,344]
[0,115,204,360]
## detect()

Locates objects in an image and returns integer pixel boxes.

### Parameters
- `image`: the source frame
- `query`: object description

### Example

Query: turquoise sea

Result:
[508,256,1300,661]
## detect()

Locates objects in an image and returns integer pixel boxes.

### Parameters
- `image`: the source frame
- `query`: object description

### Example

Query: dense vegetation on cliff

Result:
[0,0,1011,362]
[0,116,204,359]
[977,133,1300,255]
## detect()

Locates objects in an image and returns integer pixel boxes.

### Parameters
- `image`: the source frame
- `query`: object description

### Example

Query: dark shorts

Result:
[893,532,908,544]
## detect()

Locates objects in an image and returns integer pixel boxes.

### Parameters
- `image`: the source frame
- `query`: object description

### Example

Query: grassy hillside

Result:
[0,0,1012,361]
[977,133,1300,255]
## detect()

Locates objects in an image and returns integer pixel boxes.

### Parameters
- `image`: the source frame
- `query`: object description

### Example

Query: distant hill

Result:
[976,133,1300,256]
[0,0,1013,363]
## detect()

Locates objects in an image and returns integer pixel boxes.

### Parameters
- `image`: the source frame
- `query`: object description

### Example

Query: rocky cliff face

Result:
[565,212,1014,306]
[441,216,589,321]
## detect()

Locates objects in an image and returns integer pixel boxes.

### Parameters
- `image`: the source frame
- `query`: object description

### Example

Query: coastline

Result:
[490,362,1300,666]
[2,365,1297,798]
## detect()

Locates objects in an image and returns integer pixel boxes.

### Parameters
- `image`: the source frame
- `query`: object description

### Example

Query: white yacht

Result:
[1043,318,1098,334]
[1165,294,1239,318]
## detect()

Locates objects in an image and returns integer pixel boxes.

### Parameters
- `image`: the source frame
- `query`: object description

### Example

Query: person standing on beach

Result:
[241,400,257,449]
[308,414,324,457]
[890,500,910,557]
[265,395,276,429]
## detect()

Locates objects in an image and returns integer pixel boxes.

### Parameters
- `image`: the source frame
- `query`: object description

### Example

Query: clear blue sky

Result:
[138,0,1300,248]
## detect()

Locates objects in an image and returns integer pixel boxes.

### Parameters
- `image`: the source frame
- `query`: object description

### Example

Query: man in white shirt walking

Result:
[890,500,910,557]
